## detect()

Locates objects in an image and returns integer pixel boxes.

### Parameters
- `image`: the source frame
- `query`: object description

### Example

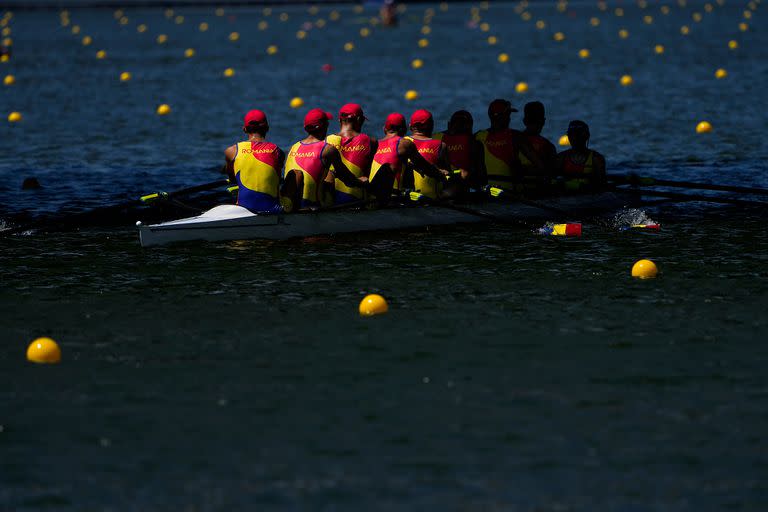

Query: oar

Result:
[1,179,230,237]
[402,191,531,225]
[608,174,768,196]
[626,189,768,207]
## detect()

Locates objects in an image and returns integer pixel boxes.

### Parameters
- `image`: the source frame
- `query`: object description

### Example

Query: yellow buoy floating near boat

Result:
[497,52,509,63]
[8,111,22,122]
[558,134,570,146]
[728,40,738,50]
[515,81,529,94]
[359,294,389,316]
[578,48,590,59]
[267,45,278,55]
[156,104,171,116]
[4,74,15,85]
[184,48,195,58]
[96,50,107,59]
[631,259,658,279]
[404,89,419,101]
[290,97,304,109]
[119,71,131,82]
[715,68,727,79]
[654,44,665,54]
[223,67,235,77]
[27,337,61,364]
[411,58,423,69]
[620,74,634,86]
[696,121,712,133]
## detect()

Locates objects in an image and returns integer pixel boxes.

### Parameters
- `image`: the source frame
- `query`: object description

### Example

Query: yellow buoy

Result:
[343,41,355,51]
[119,71,131,82]
[631,259,658,279]
[82,35,92,46]
[8,111,22,122]
[258,20,268,30]
[4,74,15,85]
[1,37,11,47]
[1,54,9,62]
[229,32,240,42]
[487,35,497,45]
[421,25,432,35]
[184,48,195,58]
[590,17,601,26]
[680,25,690,35]
[411,58,423,69]
[96,50,106,59]
[715,68,727,79]
[164,8,174,18]
[199,22,209,32]
[578,48,590,59]
[360,27,370,37]
[739,22,748,32]
[696,121,712,133]
[137,24,147,33]
[535,20,546,30]
[174,15,184,24]
[26,337,61,364]
[558,134,570,146]
[280,12,289,22]
[497,52,509,63]
[620,74,634,86]
[156,34,168,44]
[418,38,429,48]
[618,28,629,39]
[515,81,529,94]
[290,97,304,109]
[479,22,490,32]
[71,25,80,34]
[267,45,278,55]
[119,16,129,26]
[553,31,565,41]
[359,294,389,316]
[654,44,665,54]
[728,40,738,50]
[296,30,307,40]
[215,8,225,17]
[405,89,419,101]
[156,104,171,115]
[223,67,235,77]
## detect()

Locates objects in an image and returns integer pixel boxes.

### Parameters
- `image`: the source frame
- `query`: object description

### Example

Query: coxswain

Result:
[475,98,544,190]
[555,120,607,191]
[406,109,452,199]
[434,110,484,191]
[223,109,284,213]
[519,101,557,192]
[324,103,378,205]
[283,108,367,209]
[368,112,448,200]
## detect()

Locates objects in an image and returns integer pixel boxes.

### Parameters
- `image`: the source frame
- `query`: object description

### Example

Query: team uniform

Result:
[434,132,473,177]
[475,128,521,187]
[232,140,282,213]
[326,133,372,204]
[407,137,443,199]
[369,136,405,191]
[285,140,327,208]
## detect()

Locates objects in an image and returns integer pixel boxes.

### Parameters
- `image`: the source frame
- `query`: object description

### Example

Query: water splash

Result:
[610,208,657,229]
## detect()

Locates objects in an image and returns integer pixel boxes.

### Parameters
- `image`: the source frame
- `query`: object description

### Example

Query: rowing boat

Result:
[137,190,637,247]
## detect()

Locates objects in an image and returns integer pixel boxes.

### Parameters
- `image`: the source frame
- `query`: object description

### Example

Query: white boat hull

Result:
[137,192,634,247]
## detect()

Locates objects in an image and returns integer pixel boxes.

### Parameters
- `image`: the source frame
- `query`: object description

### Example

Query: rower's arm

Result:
[437,142,453,177]
[365,137,379,178]
[474,139,487,186]
[400,139,448,180]
[323,145,366,188]
[223,145,237,183]
[276,148,286,181]
[592,152,607,186]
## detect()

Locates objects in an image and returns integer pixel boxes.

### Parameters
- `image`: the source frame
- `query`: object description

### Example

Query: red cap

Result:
[410,109,433,127]
[243,109,268,128]
[384,112,406,130]
[489,99,518,117]
[339,103,366,119]
[304,108,332,129]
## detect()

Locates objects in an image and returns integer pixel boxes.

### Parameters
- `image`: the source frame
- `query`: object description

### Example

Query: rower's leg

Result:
[369,164,395,207]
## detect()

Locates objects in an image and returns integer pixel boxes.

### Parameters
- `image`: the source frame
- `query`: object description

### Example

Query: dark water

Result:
[2,2,767,510]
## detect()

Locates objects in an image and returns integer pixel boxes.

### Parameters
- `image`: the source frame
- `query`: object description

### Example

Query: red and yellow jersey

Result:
[407,136,443,199]
[233,141,281,212]
[561,150,594,176]
[434,132,472,174]
[370,135,404,190]
[519,134,555,170]
[326,133,372,200]
[475,128,520,186]
[285,140,327,207]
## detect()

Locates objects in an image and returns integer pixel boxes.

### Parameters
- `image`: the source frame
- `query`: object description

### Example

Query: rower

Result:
[284,108,368,209]
[475,98,544,190]
[434,110,483,192]
[223,109,284,213]
[325,103,378,205]
[519,101,557,192]
[369,112,449,200]
[555,120,607,191]
[406,109,452,199]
